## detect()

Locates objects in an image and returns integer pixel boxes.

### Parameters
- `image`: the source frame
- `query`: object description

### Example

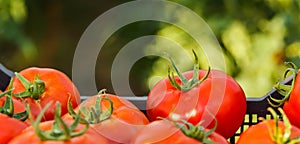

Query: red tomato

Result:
[8,120,109,144]
[147,68,246,138]
[63,93,149,144]
[238,120,300,144]
[271,66,300,128]
[237,108,300,144]
[131,119,228,144]
[10,67,81,121]
[0,113,28,144]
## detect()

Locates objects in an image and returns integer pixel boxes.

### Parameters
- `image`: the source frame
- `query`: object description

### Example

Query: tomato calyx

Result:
[168,50,210,92]
[28,102,89,141]
[0,79,28,121]
[264,107,300,144]
[13,72,45,100]
[67,89,113,124]
[268,62,298,107]
[173,119,217,144]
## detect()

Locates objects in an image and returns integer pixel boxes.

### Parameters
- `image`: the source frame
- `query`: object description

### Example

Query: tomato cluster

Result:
[0,51,245,144]
[0,67,150,143]
[1,57,300,143]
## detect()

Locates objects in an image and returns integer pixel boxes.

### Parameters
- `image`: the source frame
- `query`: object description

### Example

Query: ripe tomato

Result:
[10,67,81,121]
[270,65,300,128]
[9,101,109,144]
[147,54,246,139]
[0,113,28,144]
[8,119,109,144]
[131,119,228,144]
[63,91,149,144]
[237,108,300,144]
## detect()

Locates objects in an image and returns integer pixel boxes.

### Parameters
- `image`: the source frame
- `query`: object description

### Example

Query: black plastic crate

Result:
[227,76,292,143]
[0,64,292,143]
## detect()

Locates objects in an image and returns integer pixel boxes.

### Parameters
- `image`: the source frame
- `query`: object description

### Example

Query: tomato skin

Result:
[237,120,300,144]
[283,72,300,128]
[8,120,109,144]
[147,70,246,139]
[63,94,149,144]
[10,67,81,121]
[0,113,28,144]
[131,120,228,144]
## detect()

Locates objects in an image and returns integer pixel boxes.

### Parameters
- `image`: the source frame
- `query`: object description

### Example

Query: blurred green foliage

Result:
[0,0,37,65]
[146,0,300,97]
[0,0,300,97]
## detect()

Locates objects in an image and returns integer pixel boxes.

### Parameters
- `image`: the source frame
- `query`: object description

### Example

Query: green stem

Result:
[268,63,298,107]
[29,102,89,141]
[67,89,113,124]
[0,79,28,121]
[173,119,216,144]
[266,107,300,144]
[168,50,210,92]
[13,73,45,100]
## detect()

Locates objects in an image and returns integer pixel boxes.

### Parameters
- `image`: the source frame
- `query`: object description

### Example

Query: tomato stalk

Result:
[28,102,89,141]
[0,79,28,121]
[67,89,113,124]
[173,119,217,144]
[168,50,210,92]
[13,72,45,100]
[268,62,298,107]
[265,107,300,143]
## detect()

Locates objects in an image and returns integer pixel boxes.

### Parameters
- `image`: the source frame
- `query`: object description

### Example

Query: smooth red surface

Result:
[131,120,228,144]
[283,72,300,128]
[0,113,28,144]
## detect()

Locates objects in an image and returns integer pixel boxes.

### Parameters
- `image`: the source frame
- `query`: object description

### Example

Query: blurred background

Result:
[1,0,300,97]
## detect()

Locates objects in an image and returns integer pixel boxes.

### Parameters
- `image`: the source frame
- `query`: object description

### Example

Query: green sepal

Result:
[0,79,28,121]
[13,72,45,100]
[67,89,113,124]
[266,107,300,144]
[167,50,210,92]
[172,119,216,144]
[28,102,89,141]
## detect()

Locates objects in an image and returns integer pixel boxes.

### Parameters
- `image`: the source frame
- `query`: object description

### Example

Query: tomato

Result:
[270,65,300,128]
[63,91,149,144]
[8,118,109,144]
[282,73,300,128]
[146,53,246,139]
[237,108,300,144]
[0,113,28,144]
[131,119,228,144]
[10,67,81,121]
[0,91,29,144]
[9,101,109,144]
